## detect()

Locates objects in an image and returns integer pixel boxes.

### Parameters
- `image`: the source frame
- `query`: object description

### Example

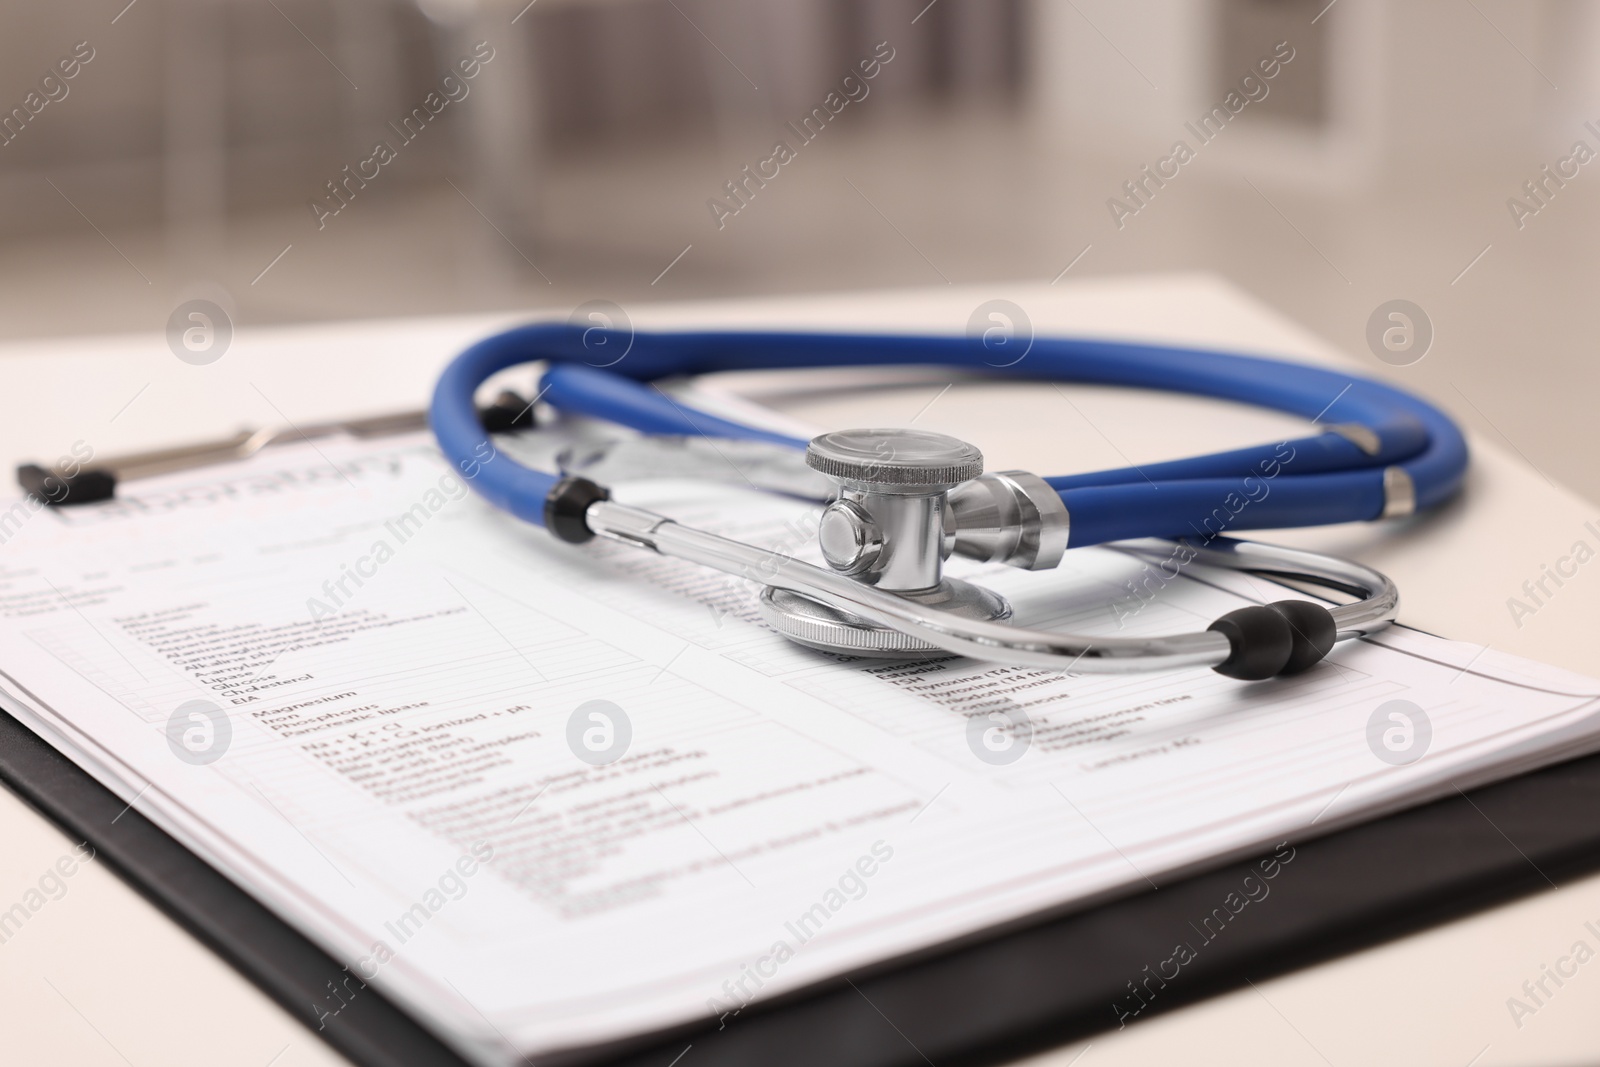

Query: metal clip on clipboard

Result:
[15,391,537,506]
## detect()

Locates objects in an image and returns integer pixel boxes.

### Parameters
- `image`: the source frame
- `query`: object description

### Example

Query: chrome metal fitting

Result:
[816,499,883,576]
[1381,466,1416,519]
[776,427,1016,659]
[947,471,1070,570]
[1325,423,1382,457]
[804,428,981,594]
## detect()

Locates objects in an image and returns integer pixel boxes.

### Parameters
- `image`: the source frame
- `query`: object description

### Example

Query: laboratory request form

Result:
[1,428,1596,1066]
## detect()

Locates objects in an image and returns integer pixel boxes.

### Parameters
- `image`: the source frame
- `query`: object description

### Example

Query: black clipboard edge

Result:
[553,745,1600,1067]
[7,696,1600,1067]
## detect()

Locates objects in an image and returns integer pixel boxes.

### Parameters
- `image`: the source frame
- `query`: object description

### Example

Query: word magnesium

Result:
[705,41,897,230]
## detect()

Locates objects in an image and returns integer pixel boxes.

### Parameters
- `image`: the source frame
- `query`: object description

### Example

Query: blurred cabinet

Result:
[0,0,1024,249]
[1027,0,1567,190]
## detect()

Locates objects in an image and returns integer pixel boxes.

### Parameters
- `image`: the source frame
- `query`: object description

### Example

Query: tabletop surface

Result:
[1,274,1596,1066]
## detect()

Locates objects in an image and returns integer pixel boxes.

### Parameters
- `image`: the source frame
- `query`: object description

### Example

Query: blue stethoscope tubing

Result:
[429,323,1467,547]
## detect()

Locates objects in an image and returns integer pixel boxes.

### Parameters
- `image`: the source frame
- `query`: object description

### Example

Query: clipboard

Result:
[5,698,1596,1067]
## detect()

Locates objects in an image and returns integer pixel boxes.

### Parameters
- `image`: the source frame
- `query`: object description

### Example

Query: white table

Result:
[2,275,1596,1066]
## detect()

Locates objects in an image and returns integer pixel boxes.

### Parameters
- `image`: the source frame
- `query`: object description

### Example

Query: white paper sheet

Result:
[1,430,1596,1065]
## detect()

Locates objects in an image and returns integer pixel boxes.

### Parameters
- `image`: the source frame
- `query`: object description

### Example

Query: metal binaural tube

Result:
[583,500,1398,673]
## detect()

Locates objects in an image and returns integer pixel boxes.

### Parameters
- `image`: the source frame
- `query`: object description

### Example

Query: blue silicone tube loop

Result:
[1043,419,1428,492]
[539,363,808,449]
[428,324,1468,544]
[429,326,563,525]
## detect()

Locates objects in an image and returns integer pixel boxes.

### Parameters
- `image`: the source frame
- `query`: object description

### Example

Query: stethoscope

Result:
[428,323,1468,681]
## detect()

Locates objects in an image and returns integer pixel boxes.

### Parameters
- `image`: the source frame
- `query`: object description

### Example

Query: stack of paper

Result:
[0,427,1595,1065]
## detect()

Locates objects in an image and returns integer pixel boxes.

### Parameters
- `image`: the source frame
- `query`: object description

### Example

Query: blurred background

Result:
[0,0,1595,499]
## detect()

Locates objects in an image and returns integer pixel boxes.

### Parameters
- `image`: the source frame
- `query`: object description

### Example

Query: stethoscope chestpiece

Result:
[759,428,1070,658]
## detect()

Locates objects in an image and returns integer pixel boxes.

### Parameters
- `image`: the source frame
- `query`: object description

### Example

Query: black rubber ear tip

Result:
[1266,600,1338,675]
[543,476,610,544]
[477,390,538,433]
[1207,605,1294,680]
